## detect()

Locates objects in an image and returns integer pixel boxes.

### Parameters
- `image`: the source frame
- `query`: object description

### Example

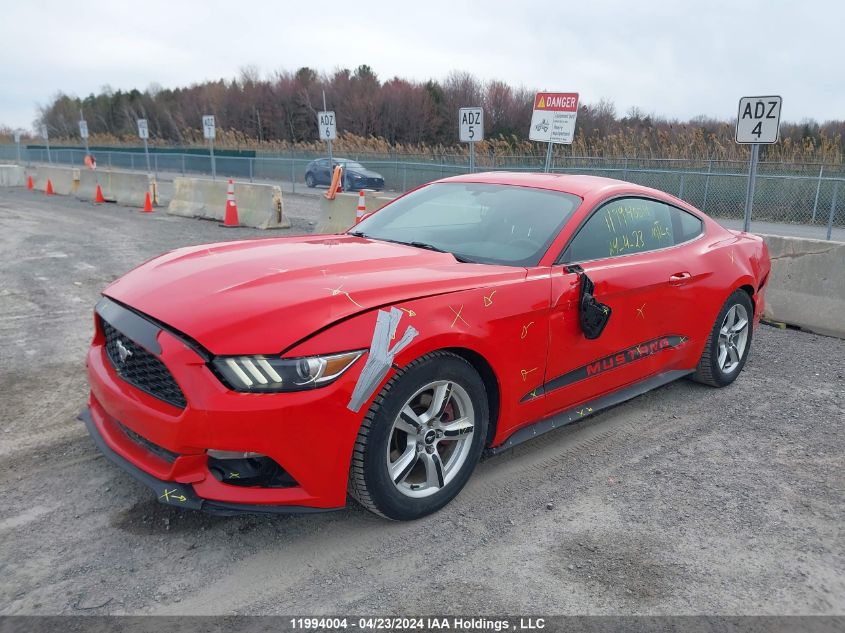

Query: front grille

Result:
[101,318,187,409]
[118,422,179,463]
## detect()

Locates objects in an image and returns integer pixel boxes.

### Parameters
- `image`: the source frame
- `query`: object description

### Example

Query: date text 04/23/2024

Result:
[289,617,547,630]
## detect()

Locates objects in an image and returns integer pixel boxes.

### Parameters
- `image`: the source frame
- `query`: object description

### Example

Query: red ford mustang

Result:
[82,173,771,520]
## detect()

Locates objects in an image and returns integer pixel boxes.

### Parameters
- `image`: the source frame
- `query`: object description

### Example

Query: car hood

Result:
[104,235,523,355]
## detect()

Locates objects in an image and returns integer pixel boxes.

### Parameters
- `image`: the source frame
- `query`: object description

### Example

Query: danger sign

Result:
[530,92,579,144]
[534,93,578,111]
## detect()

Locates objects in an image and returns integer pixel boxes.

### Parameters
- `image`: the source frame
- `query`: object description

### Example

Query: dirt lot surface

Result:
[0,188,843,616]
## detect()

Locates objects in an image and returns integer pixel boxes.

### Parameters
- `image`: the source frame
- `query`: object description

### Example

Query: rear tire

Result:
[348,352,488,521]
[692,289,754,387]
[305,172,316,188]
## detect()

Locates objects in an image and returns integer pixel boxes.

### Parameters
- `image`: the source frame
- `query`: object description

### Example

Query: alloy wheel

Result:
[717,303,749,374]
[386,380,475,498]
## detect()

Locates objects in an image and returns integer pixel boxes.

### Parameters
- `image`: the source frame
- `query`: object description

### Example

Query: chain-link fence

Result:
[2,144,842,239]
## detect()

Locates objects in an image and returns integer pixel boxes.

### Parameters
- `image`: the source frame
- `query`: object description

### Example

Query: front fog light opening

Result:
[207,452,298,488]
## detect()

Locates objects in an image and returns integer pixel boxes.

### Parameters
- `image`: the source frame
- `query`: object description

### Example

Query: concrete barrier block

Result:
[76,169,100,201]
[317,191,396,233]
[95,170,156,207]
[26,165,79,195]
[761,234,845,338]
[168,178,289,229]
[99,171,157,207]
[0,165,25,186]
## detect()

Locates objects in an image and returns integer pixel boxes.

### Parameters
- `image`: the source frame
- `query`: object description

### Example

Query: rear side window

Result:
[564,197,707,263]
[676,208,704,243]
[565,197,675,262]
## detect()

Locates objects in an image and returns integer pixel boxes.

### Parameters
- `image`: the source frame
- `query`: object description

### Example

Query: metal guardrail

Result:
[2,144,842,239]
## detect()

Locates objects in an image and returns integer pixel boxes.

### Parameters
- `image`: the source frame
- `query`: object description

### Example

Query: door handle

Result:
[669,272,692,284]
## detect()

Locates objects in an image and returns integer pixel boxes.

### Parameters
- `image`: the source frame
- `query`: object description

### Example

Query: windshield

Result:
[338,160,364,170]
[350,182,581,266]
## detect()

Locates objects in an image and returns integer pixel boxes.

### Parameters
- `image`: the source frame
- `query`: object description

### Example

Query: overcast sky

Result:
[1,0,842,131]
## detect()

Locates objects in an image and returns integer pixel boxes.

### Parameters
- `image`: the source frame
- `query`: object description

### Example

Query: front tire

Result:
[305,172,316,188]
[348,352,488,520]
[692,289,754,387]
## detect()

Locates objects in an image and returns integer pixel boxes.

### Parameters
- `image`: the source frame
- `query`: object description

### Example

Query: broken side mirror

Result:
[567,266,611,339]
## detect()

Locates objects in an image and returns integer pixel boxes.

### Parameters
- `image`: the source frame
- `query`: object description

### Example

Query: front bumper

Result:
[348,176,384,190]
[79,408,333,516]
[84,298,368,514]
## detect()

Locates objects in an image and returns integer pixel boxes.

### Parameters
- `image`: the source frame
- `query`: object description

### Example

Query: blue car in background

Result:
[304,158,385,191]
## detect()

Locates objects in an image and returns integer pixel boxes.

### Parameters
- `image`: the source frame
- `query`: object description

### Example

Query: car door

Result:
[541,196,690,415]
[315,159,331,185]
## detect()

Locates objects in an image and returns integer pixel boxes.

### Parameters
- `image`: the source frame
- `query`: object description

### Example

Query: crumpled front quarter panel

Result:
[288,268,553,444]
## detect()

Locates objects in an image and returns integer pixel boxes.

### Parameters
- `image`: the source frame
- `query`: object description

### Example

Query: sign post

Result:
[203,115,216,179]
[79,119,89,155]
[735,95,782,232]
[529,92,579,173]
[459,107,484,173]
[41,125,51,164]
[137,119,151,174]
[318,91,336,166]
[14,130,21,163]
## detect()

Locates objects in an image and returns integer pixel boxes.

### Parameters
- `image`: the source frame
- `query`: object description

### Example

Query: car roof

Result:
[437,172,660,199]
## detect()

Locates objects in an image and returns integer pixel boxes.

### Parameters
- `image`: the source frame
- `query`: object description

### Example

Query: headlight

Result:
[211,351,364,392]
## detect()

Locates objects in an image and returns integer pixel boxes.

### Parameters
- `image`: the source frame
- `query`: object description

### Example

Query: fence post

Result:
[249,157,253,183]
[811,164,824,223]
[702,159,712,212]
[678,173,686,199]
[403,163,407,191]
[827,180,839,241]
[154,153,158,179]
[291,158,296,194]
[131,153,135,170]
[181,153,186,175]
[622,157,628,179]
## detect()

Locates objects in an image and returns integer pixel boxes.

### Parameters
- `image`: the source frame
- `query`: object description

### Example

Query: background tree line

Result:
[10,65,845,162]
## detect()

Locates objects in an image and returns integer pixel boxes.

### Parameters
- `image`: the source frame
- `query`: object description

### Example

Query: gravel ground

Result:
[0,188,842,616]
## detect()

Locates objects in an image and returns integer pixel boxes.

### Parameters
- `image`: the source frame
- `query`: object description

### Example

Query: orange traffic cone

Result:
[142,191,153,213]
[222,180,239,227]
[26,175,33,190]
[94,183,106,204]
[45,179,54,195]
[356,190,366,224]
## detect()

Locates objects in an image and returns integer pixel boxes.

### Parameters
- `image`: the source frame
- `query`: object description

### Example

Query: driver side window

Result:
[565,197,675,262]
